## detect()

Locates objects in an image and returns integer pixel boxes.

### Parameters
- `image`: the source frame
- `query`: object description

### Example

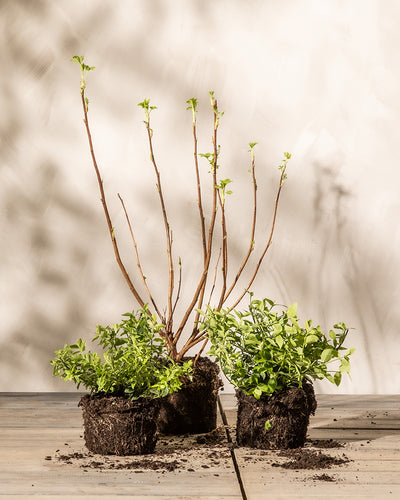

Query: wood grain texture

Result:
[221,393,400,499]
[1,393,399,498]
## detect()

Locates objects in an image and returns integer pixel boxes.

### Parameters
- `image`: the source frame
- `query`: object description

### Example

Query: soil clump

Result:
[79,394,160,455]
[158,357,222,434]
[236,383,317,449]
[274,448,351,469]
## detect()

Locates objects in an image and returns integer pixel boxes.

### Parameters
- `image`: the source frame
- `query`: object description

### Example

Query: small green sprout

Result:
[186,97,198,122]
[71,55,95,93]
[278,152,291,184]
[216,178,233,205]
[138,99,157,125]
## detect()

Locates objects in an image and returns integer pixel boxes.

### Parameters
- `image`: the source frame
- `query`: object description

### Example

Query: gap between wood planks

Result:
[217,395,248,500]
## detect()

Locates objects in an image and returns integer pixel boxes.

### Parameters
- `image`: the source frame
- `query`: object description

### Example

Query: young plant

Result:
[72,56,291,362]
[203,297,355,399]
[51,306,192,399]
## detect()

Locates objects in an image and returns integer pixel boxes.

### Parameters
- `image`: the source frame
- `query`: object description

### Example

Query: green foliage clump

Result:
[202,297,354,399]
[51,306,192,400]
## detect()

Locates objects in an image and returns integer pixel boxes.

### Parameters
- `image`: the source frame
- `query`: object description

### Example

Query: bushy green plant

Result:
[51,306,192,399]
[202,297,354,399]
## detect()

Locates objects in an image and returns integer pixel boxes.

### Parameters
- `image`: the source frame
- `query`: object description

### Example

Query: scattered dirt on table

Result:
[51,425,232,474]
[274,448,351,470]
[307,438,344,448]
[195,426,227,445]
[309,473,336,482]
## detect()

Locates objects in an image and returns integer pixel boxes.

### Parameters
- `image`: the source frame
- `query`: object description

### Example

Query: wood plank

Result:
[0,393,242,499]
[218,394,400,499]
[3,393,400,498]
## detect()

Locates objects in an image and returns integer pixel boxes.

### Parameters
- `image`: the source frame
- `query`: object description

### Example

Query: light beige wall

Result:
[1,0,399,393]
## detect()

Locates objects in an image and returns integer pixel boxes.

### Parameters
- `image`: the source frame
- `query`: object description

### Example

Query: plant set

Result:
[58,56,291,436]
[51,56,354,455]
[203,297,355,449]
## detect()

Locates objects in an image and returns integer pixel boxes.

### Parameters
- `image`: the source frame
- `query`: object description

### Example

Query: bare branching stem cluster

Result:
[75,57,290,362]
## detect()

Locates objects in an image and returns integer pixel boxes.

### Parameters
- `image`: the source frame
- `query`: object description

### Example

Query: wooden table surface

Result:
[0,393,399,499]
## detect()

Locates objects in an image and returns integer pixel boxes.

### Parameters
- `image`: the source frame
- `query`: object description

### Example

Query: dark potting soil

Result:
[158,356,223,434]
[309,473,336,482]
[195,425,227,445]
[236,383,317,449]
[79,395,160,456]
[274,448,351,470]
[307,438,344,448]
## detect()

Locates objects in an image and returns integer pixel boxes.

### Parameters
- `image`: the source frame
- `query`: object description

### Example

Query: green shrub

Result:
[202,297,354,399]
[51,306,192,399]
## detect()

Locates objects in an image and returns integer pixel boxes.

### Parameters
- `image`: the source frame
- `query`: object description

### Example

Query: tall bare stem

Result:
[118,194,163,320]
[222,144,258,304]
[173,94,221,359]
[229,153,290,310]
[80,91,145,308]
[141,107,175,330]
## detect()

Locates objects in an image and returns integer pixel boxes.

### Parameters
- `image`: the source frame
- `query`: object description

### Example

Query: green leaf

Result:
[305,334,319,345]
[253,387,262,399]
[275,335,284,348]
[326,374,335,384]
[186,97,198,112]
[329,330,337,341]
[339,358,351,373]
[334,371,342,386]
[264,419,272,431]
[287,303,298,318]
[321,348,334,362]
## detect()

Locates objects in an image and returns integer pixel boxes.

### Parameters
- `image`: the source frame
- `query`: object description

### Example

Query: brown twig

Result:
[144,118,175,329]
[217,190,228,309]
[80,91,145,308]
[118,193,163,321]
[229,164,288,310]
[173,96,220,360]
[170,257,182,330]
[223,146,257,304]
[192,113,207,263]
[207,247,222,307]
[194,336,209,364]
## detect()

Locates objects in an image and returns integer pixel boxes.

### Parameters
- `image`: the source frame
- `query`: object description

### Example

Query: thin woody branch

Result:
[187,98,207,263]
[80,90,145,309]
[169,257,182,330]
[223,144,258,304]
[217,191,228,310]
[118,193,163,321]
[207,247,222,307]
[173,96,220,357]
[229,156,289,310]
[143,113,175,329]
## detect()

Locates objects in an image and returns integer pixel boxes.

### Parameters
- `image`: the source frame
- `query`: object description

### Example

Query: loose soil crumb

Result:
[309,473,336,482]
[112,459,180,472]
[195,426,227,445]
[275,448,351,470]
[307,439,344,449]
